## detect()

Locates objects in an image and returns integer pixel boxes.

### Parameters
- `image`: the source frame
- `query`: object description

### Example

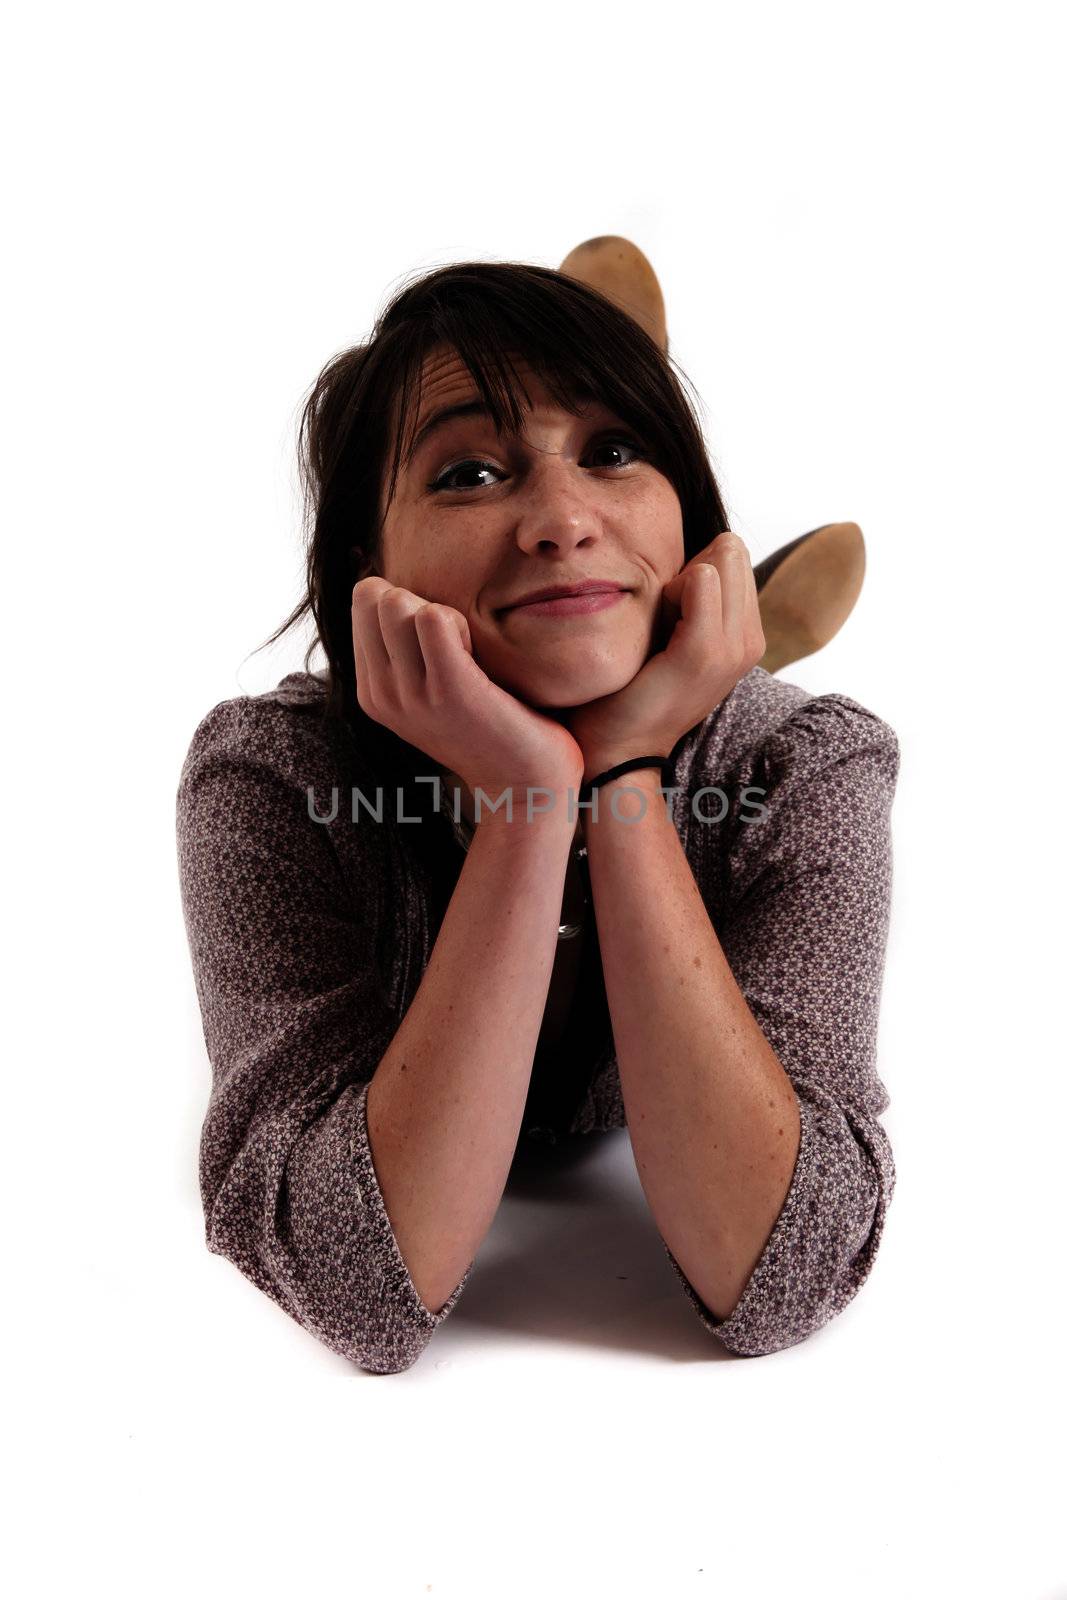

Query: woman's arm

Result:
[584,694,900,1355]
[366,797,579,1315]
[178,695,576,1371]
[349,577,591,1315]
[583,765,802,1324]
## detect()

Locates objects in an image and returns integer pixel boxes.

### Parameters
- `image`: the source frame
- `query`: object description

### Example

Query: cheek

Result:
[411,546,487,616]
[626,479,685,565]
[381,517,456,600]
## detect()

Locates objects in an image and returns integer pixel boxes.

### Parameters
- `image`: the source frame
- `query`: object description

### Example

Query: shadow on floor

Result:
[440,1127,730,1360]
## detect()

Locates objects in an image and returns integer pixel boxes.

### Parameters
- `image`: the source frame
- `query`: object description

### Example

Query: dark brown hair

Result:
[257,259,732,726]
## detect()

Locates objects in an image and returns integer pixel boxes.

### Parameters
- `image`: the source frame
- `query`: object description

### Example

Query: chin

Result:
[475,629,649,708]
[513,662,640,711]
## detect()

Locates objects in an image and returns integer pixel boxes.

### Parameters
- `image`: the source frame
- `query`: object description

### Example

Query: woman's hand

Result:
[562,530,766,781]
[351,577,585,805]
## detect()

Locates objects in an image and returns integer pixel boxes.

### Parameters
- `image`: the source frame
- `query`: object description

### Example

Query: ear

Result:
[350,545,379,582]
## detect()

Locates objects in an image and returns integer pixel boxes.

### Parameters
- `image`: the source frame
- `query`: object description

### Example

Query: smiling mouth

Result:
[503,589,629,618]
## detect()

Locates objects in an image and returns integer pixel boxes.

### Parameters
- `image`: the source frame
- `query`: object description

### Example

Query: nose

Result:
[512,455,603,557]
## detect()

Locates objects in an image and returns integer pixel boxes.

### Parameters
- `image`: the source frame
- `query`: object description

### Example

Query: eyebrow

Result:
[405,400,497,466]
[404,387,604,467]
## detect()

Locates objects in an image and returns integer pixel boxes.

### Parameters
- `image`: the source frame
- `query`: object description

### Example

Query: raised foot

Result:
[756,521,866,673]
[557,235,668,353]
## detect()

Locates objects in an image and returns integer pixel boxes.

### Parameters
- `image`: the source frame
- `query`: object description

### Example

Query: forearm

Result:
[366,803,575,1314]
[583,771,801,1322]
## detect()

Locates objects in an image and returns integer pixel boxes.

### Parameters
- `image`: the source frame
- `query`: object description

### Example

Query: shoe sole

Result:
[557,235,668,353]
[755,521,866,673]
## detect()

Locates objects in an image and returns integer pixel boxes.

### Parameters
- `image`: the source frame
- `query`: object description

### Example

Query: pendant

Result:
[558,842,590,938]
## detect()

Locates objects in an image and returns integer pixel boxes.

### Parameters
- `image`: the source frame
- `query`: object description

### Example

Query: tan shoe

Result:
[753,522,866,673]
[558,240,862,673]
[558,235,668,354]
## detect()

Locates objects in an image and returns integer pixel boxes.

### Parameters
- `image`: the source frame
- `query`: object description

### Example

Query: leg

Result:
[753,522,866,674]
[557,237,866,673]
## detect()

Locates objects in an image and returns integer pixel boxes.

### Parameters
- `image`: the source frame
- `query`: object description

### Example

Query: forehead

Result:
[395,345,601,457]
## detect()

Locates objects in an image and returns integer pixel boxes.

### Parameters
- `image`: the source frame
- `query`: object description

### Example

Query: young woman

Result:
[176,259,900,1375]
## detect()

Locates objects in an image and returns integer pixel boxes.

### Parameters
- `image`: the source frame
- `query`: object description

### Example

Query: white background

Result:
[5,2,1065,1596]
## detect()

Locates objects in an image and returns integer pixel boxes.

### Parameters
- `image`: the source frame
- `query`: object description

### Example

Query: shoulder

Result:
[179,669,323,756]
[176,671,373,799]
[675,666,900,799]
[174,673,406,920]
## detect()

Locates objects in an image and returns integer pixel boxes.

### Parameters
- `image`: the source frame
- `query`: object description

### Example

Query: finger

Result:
[352,579,393,687]
[428,602,474,655]
[743,545,765,653]
[730,535,765,658]
[715,531,751,640]
[655,572,684,641]
[377,586,432,686]
[352,620,369,695]
[677,560,722,646]
[413,604,476,701]
[451,608,474,654]
[715,533,764,665]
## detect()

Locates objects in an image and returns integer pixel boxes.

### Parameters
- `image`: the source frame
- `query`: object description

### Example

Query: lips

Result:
[503,581,625,610]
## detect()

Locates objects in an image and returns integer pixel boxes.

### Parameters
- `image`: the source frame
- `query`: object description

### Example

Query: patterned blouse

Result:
[175,665,900,1373]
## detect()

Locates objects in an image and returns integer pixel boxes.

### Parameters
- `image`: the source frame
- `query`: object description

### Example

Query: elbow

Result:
[741,1159,894,1355]
[202,1081,467,1375]
[670,1095,895,1357]
[205,1182,446,1376]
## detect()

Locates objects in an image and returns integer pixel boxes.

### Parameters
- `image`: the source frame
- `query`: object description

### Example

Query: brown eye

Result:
[586,436,646,469]
[429,459,501,492]
[427,434,646,493]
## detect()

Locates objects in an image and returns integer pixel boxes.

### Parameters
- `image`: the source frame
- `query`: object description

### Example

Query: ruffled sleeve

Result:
[663,693,901,1355]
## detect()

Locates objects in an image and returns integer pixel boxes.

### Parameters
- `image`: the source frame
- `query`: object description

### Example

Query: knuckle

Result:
[352,575,385,603]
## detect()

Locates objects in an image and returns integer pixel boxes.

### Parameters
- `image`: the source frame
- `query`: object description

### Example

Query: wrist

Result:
[470,773,585,830]
[579,752,670,788]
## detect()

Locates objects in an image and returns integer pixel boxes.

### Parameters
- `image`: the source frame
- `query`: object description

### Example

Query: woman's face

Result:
[376,344,685,709]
